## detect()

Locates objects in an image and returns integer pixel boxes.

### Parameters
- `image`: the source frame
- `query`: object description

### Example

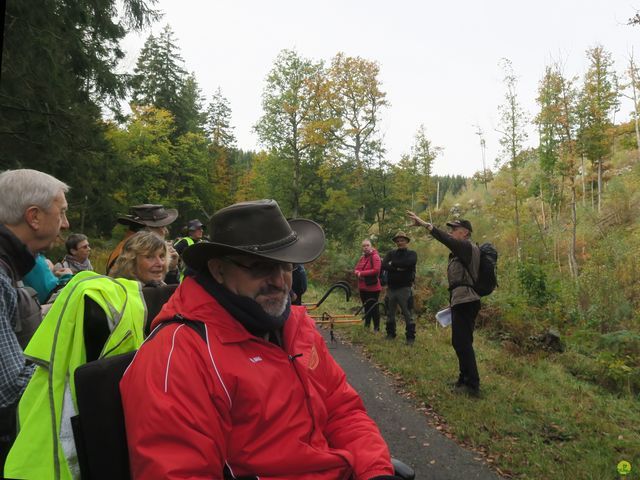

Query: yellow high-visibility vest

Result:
[4,271,146,480]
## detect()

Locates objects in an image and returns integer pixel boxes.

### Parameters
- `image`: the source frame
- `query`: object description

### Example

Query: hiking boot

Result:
[385,333,396,340]
[451,382,481,398]
[405,338,415,345]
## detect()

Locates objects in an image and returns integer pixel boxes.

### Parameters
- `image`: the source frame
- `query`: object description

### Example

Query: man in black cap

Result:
[106,204,179,278]
[120,199,399,480]
[173,219,204,256]
[381,231,417,344]
[407,211,482,396]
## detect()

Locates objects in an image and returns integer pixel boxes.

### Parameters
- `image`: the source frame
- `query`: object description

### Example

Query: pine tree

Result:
[131,26,203,135]
[205,88,237,148]
[0,0,159,234]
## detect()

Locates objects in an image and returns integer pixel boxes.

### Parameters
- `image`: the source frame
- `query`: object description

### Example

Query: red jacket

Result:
[120,277,393,480]
[354,249,382,292]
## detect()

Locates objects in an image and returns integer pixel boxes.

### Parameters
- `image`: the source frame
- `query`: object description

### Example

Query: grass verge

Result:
[305,284,640,479]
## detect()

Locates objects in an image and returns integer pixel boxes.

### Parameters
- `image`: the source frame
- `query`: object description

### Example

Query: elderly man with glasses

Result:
[120,200,401,480]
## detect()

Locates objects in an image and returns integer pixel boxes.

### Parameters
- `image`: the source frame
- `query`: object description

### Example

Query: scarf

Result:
[195,272,291,339]
[61,255,93,273]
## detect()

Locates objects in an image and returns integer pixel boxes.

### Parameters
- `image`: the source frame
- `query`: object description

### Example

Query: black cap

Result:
[446,219,473,232]
[187,219,204,231]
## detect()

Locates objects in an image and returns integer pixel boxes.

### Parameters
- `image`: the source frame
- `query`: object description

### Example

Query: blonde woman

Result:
[110,231,169,287]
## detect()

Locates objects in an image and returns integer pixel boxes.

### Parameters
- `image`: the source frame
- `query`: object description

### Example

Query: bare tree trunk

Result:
[581,155,586,207]
[630,54,640,160]
[569,178,579,277]
[514,191,521,261]
[597,159,603,212]
[292,152,301,218]
[540,184,546,229]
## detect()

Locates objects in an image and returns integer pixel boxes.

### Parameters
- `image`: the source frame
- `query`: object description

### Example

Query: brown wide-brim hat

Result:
[183,199,325,271]
[117,204,178,228]
[392,231,411,242]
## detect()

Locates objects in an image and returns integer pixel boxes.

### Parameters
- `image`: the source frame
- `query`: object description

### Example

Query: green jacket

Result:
[4,271,147,480]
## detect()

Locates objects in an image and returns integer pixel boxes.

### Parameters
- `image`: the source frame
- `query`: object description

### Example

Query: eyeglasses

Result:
[224,257,294,278]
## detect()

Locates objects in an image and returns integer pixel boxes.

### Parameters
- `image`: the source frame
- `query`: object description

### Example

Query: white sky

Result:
[120,0,640,177]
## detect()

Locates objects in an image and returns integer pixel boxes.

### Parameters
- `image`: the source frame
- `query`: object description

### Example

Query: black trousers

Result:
[451,300,481,389]
[359,290,380,330]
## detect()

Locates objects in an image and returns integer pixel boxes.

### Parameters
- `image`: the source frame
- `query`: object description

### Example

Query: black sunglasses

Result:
[224,257,294,278]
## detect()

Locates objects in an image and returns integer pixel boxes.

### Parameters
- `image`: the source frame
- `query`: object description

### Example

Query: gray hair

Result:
[0,169,70,225]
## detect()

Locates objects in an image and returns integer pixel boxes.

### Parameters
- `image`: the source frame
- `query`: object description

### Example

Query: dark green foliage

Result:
[130,26,204,136]
[0,0,157,235]
[518,261,551,305]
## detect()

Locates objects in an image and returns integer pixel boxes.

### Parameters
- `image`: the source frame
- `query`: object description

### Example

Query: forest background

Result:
[1,1,639,478]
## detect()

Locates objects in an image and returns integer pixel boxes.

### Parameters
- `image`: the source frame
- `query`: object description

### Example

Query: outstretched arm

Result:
[407,211,472,265]
[406,210,433,231]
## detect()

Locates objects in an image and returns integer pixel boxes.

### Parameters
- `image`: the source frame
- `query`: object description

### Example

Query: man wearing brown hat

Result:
[381,231,417,344]
[407,211,481,397]
[120,199,398,480]
[105,204,179,277]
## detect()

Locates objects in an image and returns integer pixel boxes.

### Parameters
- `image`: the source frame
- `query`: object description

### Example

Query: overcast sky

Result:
[121,0,640,177]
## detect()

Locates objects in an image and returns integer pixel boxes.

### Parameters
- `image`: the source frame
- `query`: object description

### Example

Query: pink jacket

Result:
[120,277,393,480]
[354,249,382,292]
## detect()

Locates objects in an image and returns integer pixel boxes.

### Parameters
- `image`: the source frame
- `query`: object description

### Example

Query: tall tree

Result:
[0,0,159,233]
[535,64,580,275]
[411,124,441,208]
[321,53,388,225]
[578,45,619,212]
[131,25,203,135]
[324,53,388,170]
[254,49,325,217]
[497,58,528,260]
[205,87,236,149]
[623,50,640,160]
[106,105,213,221]
[177,73,206,134]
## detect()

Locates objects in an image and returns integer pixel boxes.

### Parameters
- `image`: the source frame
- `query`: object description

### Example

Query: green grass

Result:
[305,283,640,479]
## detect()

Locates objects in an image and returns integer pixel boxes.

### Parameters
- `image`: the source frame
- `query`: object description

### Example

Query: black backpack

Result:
[472,243,498,296]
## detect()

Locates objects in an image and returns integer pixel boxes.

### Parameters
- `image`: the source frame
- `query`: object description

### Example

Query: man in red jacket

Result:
[120,199,399,480]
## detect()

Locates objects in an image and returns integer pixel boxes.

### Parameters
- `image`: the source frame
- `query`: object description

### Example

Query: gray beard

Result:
[259,293,289,317]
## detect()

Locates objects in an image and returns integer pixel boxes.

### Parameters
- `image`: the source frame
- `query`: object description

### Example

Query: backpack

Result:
[379,269,388,287]
[0,258,42,349]
[471,243,498,296]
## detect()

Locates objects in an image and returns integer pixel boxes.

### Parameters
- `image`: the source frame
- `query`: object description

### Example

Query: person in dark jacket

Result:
[407,211,481,396]
[381,232,417,343]
[173,219,204,256]
[290,263,307,305]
